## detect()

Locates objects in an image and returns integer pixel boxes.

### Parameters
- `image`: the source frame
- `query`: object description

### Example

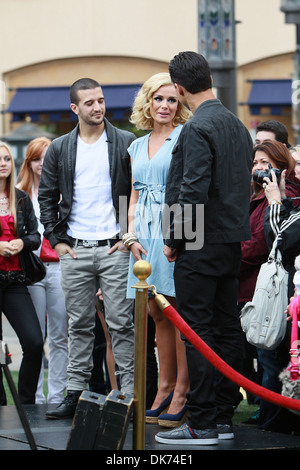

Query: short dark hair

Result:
[252,140,296,194]
[69,78,101,105]
[256,120,289,146]
[169,51,212,94]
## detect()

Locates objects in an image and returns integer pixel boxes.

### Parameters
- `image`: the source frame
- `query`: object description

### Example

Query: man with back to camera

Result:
[156,51,253,445]
[38,78,136,419]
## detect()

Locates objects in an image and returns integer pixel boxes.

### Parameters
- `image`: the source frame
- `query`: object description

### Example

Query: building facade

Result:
[0,0,296,146]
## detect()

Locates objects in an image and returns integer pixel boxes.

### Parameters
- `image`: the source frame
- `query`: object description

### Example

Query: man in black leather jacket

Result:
[156,52,253,446]
[39,118,134,249]
[39,78,136,419]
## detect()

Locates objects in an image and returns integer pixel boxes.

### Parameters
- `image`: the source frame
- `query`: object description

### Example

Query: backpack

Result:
[240,236,288,350]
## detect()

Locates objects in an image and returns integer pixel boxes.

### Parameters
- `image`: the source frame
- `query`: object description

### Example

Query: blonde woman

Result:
[0,141,43,404]
[124,73,191,427]
[17,137,68,404]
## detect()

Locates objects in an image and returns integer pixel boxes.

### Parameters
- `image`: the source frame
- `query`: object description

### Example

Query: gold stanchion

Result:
[131,260,151,451]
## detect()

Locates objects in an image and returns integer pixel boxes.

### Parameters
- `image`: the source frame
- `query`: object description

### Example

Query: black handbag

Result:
[22,250,46,285]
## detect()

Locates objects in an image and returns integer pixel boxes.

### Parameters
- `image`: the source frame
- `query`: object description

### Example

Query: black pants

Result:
[146,315,158,409]
[0,282,43,404]
[174,242,244,430]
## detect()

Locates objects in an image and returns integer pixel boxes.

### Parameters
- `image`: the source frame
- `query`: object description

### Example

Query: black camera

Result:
[252,163,281,185]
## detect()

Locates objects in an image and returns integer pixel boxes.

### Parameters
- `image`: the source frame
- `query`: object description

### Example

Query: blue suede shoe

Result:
[158,405,189,428]
[146,391,174,423]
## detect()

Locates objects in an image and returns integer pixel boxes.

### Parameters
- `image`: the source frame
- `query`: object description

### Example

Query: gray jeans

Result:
[59,245,134,394]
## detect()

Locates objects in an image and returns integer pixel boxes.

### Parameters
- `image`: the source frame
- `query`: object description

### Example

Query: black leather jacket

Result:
[38,119,136,248]
[164,99,253,249]
[15,188,41,271]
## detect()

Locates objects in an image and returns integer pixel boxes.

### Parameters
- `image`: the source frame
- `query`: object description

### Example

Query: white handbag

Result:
[240,236,288,350]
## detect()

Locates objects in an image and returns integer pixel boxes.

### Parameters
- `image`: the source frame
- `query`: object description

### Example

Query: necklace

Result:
[0,196,9,215]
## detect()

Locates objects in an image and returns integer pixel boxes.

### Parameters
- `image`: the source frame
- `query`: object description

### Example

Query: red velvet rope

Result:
[159,302,300,413]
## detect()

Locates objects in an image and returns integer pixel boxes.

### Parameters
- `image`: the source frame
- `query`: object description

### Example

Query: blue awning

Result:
[6,84,141,122]
[247,79,292,115]
[7,87,70,113]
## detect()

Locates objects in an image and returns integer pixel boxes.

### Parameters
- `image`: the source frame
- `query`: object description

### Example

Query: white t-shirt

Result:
[67,131,119,240]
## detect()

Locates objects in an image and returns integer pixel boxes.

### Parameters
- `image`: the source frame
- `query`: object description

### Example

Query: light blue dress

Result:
[126,125,183,299]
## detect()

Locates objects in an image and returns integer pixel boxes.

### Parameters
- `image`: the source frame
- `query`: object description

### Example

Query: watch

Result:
[269,199,282,206]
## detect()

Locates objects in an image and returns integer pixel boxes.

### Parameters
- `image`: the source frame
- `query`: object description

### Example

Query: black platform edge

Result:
[0,404,298,453]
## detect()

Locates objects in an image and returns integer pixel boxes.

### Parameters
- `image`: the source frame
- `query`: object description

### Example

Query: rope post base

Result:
[131,260,151,451]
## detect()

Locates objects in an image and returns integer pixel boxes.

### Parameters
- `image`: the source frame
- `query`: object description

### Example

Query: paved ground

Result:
[0,402,299,451]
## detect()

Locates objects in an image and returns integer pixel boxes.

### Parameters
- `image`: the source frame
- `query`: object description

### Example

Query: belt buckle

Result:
[82,240,98,247]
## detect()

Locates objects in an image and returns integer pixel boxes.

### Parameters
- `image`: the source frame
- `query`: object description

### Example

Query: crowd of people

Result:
[0,50,299,446]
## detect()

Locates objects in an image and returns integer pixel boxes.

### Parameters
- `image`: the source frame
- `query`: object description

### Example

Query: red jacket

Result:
[238,172,300,303]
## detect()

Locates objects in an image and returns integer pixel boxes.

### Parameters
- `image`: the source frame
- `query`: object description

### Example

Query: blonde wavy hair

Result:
[130,73,191,130]
[0,141,17,231]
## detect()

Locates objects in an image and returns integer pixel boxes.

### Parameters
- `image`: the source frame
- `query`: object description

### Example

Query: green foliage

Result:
[3,371,48,406]
[111,120,149,138]
[232,401,258,425]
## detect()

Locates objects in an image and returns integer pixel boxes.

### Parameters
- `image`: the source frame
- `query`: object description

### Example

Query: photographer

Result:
[238,139,300,434]
[239,140,298,310]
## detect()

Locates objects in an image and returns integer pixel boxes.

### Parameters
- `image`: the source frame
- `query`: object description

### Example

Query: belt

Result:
[70,238,118,248]
[0,270,26,284]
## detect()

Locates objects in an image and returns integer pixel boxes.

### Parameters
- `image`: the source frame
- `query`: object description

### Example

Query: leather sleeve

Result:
[17,192,41,251]
[264,198,300,255]
[164,123,212,248]
[38,141,67,247]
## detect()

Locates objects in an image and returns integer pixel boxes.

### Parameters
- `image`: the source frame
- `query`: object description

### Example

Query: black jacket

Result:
[15,188,41,272]
[38,119,136,248]
[264,198,300,296]
[164,99,253,249]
